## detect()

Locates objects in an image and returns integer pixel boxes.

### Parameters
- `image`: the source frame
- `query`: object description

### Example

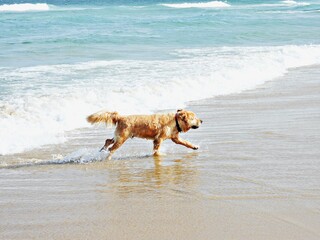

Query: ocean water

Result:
[0,0,320,155]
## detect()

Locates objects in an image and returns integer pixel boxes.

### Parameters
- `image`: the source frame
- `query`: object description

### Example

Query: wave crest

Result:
[161,1,231,9]
[281,0,310,6]
[0,3,50,12]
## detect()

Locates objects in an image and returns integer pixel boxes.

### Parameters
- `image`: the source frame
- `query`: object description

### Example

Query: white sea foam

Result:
[161,1,230,9]
[281,0,310,6]
[54,148,107,164]
[250,0,311,8]
[1,45,320,155]
[0,3,50,12]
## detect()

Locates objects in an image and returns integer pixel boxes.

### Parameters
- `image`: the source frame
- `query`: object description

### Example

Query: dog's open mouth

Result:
[192,125,199,129]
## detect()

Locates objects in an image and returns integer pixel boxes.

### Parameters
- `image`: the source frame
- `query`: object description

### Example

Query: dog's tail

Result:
[87,111,120,126]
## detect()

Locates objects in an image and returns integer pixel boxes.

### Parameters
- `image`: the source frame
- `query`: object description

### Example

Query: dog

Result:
[87,109,202,160]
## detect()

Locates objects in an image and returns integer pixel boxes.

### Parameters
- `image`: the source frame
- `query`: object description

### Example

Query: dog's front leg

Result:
[172,136,198,150]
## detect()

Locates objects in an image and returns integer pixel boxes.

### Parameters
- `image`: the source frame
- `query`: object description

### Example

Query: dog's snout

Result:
[200,119,203,124]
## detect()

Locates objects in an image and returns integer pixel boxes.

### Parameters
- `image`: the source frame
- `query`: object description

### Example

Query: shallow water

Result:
[1,65,319,197]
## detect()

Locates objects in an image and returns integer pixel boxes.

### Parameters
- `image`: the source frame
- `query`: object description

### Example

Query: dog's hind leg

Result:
[100,138,115,152]
[153,139,163,156]
[106,136,128,160]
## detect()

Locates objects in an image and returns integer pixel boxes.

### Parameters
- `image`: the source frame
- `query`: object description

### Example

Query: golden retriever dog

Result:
[87,109,202,160]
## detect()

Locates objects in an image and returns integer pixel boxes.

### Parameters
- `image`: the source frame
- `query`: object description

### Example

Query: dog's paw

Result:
[192,145,199,150]
[153,152,166,157]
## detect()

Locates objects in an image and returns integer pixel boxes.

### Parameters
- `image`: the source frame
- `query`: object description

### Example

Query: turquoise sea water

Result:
[1,0,320,66]
[0,0,320,154]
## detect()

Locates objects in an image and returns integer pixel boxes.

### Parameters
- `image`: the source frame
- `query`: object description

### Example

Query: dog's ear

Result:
[176,110,190,132]
[177,110,187,121]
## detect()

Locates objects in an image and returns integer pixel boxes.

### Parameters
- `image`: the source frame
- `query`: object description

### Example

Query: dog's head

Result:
[176,109,202,132]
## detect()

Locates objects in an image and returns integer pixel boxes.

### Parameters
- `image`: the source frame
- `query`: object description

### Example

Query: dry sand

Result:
[1,65,320,239]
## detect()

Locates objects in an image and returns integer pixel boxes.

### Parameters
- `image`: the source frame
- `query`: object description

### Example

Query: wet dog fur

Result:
[87,109,202,160]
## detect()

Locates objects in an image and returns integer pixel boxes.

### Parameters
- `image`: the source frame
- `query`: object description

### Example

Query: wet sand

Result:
[1,65,320,239]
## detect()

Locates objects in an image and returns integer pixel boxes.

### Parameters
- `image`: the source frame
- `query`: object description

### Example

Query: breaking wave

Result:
[0,3,50,12]
[160,1,231,9]
[1,45,320,155]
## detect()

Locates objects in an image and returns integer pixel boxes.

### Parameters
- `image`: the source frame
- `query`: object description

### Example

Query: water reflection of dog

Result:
[105,153,199,197]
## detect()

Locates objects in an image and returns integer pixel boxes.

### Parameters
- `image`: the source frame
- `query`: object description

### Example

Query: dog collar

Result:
[175,114,182,133]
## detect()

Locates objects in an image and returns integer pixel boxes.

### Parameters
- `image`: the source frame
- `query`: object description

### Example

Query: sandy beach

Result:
[1,65,320,239]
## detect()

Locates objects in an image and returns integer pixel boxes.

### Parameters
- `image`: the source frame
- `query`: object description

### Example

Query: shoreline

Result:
[1,64,320,239]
